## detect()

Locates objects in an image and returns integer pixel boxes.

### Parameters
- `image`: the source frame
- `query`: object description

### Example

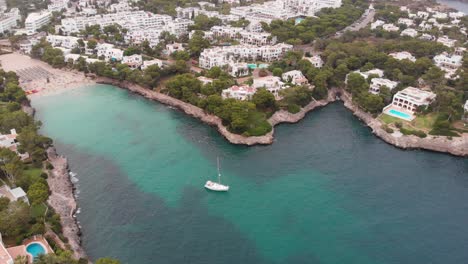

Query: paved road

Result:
[335,6,376,37]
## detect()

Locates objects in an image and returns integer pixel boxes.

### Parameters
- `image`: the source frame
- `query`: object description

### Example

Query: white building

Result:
[389,51,416,62]
[122,54,143,69]
[199,43,293,69]
[197,76,213,85]
[417,11,429,19]
[369,78,398,94]
[305,55,323,68]
[371,20,385,30]
[124,29,162,47]
[351,68,384,80]
[253,75,285,98]
[282,70,308,85]
[141,59,164,70]
[390,87,436,113]
[166,43,185,54]
[397,18,414,27]
[25,11,52,35]
[46,35,79,49]
[97,44,123,61]
[48,0,68,12]
[202,25,277,46]
[0,8,20,33]
[400,28,418,38]
[228,62,249,77]
[221,85,257,100]
[433,52,463,79]
[437,35,456,48]
[382,23,399,32]
[0,185,29,205]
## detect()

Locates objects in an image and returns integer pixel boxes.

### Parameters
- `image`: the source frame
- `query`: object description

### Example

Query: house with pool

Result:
[383,87,436,121]
[0,235,53,264]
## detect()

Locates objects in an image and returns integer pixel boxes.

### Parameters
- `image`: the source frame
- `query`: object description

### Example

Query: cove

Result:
[32,85,468,264]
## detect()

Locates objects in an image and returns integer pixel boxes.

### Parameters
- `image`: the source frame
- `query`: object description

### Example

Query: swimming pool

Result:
[247,64,257,69]
[388,109,412,120]
[26,243,46,258]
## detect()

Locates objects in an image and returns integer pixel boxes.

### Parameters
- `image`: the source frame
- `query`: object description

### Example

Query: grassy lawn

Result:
[412,113,437,131]
[378,114,403,124]
[22,167,43,179]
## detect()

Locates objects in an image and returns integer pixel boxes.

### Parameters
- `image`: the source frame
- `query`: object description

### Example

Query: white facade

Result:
[305,55,323,68]
[389,51,416,62]
[25,11,52,35]
[434,52,463,79]
[122,54,143,69]
[371,20,384,30]
[382,23,399,32]
[282,70,308,85]
[48,0,68,12]
[390,87,436,113]
[437,35,456,48]
[253,76,285,98]
[200,25,277,46]
[400,28,418,37]
[199,43,293,69]
[397,18,414,27]
[166,43,185,54]
[369,78,398,94]
[221,85,257,100]
[228,62,249,77]
[46,35,80,49]
[97,43,124,61]
[141,59,164,70]
[0,8,20,33]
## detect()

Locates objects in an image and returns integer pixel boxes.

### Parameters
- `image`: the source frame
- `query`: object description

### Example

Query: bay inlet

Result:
[32,85,468,264]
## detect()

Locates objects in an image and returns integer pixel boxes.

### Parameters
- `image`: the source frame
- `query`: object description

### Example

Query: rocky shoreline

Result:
[95,78,338,145]
[46,147,87,259]
[95,79,467,156]
[340,91,468,157]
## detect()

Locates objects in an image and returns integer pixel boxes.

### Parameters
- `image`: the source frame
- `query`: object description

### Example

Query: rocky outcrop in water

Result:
[46,147,87,259]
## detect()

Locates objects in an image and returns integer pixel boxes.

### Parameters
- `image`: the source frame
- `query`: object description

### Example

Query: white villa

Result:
[369,78,398,94]
[401,28,418,38]
[222,85,257,100]
[385,87,436,118]
[0,186,29,205]
[122,54,143,69]
[282,70,308,85]
[433,53,463,79]
[252,76,285,98]
[228,62,249,77]
[165,43,185,54]
[437,35,456,48]
[382,23,399,32]
[305,55,323,68]
[0,129,28,160]
[141,59,164,70]
[389,51,416,62]
[197,76,214,85]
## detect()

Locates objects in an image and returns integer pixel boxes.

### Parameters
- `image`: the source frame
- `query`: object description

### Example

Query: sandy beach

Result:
[0,53,94,98]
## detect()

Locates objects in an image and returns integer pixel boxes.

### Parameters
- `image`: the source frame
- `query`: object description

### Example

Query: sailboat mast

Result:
[217,157,221,184]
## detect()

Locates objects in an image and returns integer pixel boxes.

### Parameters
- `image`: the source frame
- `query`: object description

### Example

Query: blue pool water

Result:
[389,109,412,120]
[26,243,46,258]
[295,17,304,25]
[248,64,257,69]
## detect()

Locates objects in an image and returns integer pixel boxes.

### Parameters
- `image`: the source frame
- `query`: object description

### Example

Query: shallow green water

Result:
[33,85,468,264]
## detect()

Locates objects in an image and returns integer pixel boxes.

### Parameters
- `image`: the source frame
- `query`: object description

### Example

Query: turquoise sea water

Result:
[32,85,468,264]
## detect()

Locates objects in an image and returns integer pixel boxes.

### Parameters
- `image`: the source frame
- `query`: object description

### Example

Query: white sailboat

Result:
[205,157,229,192]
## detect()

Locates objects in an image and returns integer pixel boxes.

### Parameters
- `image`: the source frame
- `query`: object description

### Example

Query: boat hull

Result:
[205,181,229,192]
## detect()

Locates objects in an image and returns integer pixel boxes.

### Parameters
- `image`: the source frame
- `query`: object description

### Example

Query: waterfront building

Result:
[449,11,465,19]
[390,87,436,113]
[253,75,285,98]
[97,44,123,61]
[369,78,398,94]
[282,70,308,85]
[221,85,256,100]
[0,129,29,160]
[141,59,164,70]
[389,51,416,62]
[25,11,52,35]
[122,54,143,69]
